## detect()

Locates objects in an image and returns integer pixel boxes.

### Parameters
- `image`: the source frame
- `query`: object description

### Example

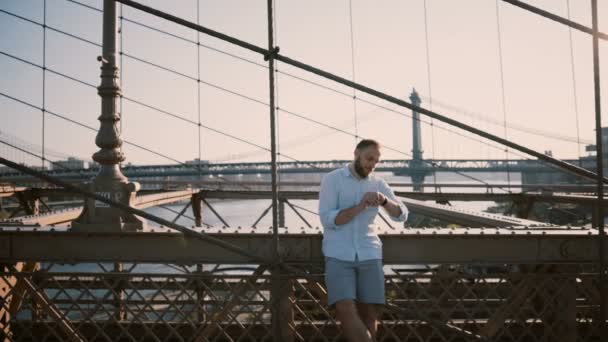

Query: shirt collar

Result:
[341,163,374,180]
[340,165,352,178]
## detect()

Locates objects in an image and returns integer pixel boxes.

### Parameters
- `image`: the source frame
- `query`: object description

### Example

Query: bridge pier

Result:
[408,89,430,192]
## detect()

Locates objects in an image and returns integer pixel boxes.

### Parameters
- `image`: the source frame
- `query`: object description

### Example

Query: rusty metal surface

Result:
[0,227,603,264]
[0,263,601,341]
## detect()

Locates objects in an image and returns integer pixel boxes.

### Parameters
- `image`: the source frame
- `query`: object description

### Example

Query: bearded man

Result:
[318,139,408,342]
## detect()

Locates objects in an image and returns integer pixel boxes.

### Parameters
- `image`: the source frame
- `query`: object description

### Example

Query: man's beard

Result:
[354,157,369,178]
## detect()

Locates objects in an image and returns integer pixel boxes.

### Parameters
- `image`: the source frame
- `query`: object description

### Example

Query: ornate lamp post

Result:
[73,0,144,232]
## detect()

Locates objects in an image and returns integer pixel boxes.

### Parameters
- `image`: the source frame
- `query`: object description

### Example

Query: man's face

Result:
[354,145,381,178]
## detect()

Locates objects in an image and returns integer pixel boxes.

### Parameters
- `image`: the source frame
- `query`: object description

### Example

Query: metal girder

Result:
[399,197,552,228]
[2,207,83,226]
[0,227,603,264]
[0,184,26,198]
[1,190,196,226]
[132,189,195,209]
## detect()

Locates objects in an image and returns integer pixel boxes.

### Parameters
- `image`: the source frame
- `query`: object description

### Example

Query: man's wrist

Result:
[381,197,388,206]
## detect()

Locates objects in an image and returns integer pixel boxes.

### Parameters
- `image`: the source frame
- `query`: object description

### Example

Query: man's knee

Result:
[334,299,359,321]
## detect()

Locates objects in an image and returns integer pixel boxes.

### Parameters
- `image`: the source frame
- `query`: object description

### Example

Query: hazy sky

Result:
[1,0,608,167]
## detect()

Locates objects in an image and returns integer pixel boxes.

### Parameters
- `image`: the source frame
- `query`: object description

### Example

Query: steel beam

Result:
[0,227,604,264]
[1,190,196,226]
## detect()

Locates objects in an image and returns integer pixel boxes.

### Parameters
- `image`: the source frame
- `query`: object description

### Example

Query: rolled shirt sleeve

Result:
[379,179,408,222]
[318,173,341,229]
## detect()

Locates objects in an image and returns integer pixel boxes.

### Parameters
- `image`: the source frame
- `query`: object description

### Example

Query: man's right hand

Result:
[361,192,380,207]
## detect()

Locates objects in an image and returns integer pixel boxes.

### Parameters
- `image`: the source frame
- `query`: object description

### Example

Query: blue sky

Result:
[1,0,608,167]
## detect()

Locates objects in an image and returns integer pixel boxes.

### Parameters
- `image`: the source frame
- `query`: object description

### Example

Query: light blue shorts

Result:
[324,256,385,306]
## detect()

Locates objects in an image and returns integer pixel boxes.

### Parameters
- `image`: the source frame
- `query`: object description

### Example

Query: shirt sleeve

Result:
[318,173,341,229]
[379,179,408,222]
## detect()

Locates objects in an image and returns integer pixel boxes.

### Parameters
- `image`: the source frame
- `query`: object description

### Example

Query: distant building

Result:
[53,157,88,170]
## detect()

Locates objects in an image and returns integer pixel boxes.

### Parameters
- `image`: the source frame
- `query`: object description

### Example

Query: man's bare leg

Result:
[335,299,372,342]
[357,303,379,342]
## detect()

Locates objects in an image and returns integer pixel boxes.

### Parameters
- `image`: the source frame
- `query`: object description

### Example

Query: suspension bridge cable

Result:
[99,49,523,188]
[0,91,349,186]
[348,0,359,144]
[2,86,510,192]
[121,52,269,106]
[272,0,282,190]
[1,5,586,190]
[196,0,202,180]
[0,92,239,172]
[0,18,550,180]
[6,4,585,148]
[0,47,544,191]
[495,0,512,189]
[566,0,582,162]
[422,0,438,187]
[16,0,596,159]
[41,0,47,171]
[418,94,592,145]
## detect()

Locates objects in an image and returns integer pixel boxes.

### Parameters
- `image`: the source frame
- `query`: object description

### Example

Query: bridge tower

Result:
[72,0,144,232]
[409,89,428,191]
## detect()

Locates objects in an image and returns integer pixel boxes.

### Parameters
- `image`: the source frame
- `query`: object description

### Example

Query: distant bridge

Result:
[0,158,593,182]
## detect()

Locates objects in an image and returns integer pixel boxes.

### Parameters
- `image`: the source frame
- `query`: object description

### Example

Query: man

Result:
[319,139,408,342]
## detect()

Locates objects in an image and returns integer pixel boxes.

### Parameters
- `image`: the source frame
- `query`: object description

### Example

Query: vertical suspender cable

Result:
[41,0,47,169]
[423,0,437,187]
[119,2,124,158]
[267,0,279,248]
[494,0,512,189]
[273,1,281,196]
[591,0,606,338]
[266,0,281,339]
[566,0,582,163]
[197,0,202,180]
[348,0,359,143]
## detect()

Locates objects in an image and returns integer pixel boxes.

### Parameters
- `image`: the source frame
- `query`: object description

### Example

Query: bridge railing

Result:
[1,260,601,341]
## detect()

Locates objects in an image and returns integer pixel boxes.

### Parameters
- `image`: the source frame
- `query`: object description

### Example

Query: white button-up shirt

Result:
[318,165,408,262]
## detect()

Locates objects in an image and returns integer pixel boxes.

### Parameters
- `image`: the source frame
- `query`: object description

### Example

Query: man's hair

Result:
[355,139,380,151]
